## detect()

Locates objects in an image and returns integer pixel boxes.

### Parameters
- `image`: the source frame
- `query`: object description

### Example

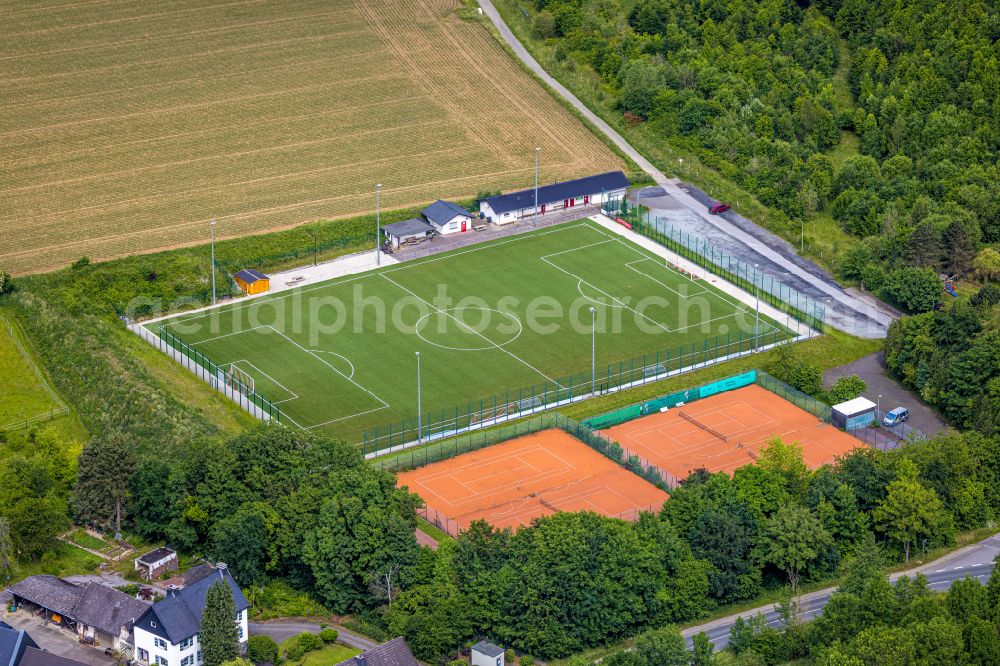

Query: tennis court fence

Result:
[362,327,789,454]
[376,411,679,492]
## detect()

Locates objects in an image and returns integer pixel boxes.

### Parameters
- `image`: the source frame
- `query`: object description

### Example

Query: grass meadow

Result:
[0,309,68,429]
[148,219,789,444]
[0,0,621,275]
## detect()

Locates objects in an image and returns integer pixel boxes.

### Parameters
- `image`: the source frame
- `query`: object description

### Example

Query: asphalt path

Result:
[477,0,894,339]
[682,533,1000,649]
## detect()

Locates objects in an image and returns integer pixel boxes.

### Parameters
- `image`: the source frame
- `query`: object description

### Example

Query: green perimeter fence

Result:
[604,196,825,331]
[156,327,284,422]
[361,326,788,454]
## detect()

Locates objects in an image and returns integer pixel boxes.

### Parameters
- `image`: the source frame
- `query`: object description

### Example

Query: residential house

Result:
[479,171,629,224]
[8,577,147,653]
[132,563,249,666]
[471,641,505,666]
[0,623,89,666]
[333,637,418,666]
[421,200,473,235]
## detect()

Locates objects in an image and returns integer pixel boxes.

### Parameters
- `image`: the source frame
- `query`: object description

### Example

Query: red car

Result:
[709,202,730,214]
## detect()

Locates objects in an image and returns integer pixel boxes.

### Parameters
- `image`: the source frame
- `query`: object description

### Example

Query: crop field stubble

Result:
[0,0,622,274]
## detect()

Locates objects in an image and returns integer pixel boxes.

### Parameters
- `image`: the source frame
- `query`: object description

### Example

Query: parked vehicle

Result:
[883,407,909,427]
[709,202,730,214]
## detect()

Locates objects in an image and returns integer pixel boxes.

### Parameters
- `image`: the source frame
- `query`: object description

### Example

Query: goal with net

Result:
[225,364,255,396]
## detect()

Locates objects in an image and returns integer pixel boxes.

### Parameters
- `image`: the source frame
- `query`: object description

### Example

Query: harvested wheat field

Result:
[0,0,621,274]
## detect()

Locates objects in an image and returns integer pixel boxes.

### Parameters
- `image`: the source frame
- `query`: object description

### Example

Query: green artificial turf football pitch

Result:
[147,219,790,445]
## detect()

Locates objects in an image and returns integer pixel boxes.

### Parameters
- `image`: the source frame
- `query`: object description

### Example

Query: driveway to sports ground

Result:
[680,532,1000,650]
[477,0,894,339]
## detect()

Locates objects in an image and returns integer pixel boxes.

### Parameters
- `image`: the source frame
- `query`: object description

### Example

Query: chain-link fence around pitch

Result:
[153,326,284,422]
[603,196,825,331]
[362,326,788,454]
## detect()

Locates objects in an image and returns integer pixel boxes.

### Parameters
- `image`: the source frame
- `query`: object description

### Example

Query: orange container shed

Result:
[233,268,270,295]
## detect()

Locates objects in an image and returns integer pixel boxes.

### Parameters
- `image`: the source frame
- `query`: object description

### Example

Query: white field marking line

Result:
[622,251,756,317]
[218,357,306,430]
[541,253,673,336]
[380,273,564,388]
[239,360,299,404]
[187,323,273,345]
[159,222,595,327]
[624,258,712,300]
[266,324,386,406]
[307,349,356,379]
[304,405,391,430]
[604,232,782,324]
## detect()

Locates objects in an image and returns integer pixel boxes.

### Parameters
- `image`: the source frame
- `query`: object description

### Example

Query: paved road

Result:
[681,532,1000,649]
[822,352,948,437]
[249,619,379,652]
[477,0,893,339]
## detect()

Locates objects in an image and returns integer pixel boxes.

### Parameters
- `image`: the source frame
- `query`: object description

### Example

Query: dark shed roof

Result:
[135,565,249,644]
[9,577,82,618]
[233,269,268,284]
[73,584,148,637]
[483,171,629,215]
[383,218,432,237]
[333,637,418,666]
[19,648,88,666]
[136,548,176,565]
[472,641,504,658]
[421,200,470,227]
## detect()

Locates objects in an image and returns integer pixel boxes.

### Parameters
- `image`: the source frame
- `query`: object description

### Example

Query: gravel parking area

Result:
[822,352,948,437]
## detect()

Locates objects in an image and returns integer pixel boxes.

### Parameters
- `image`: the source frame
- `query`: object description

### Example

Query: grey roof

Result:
[73,583,148,637]
[9,577,83,618]
[19,648,88,666]
[181,563,216,587]
[135,566,249,644]
[8,578,143,638]
[333,637,418,666]
[421,200,470,227]
[382,218,432,237]
[483,170,629,215]
[472,641,504,658]
[136,547,176,565]
[233,269,268,283]
[0,622,37,666]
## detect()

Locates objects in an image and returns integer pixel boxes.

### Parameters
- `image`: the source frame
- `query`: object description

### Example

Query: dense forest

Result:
[516,0,1000,311]
[61,423,1000,662]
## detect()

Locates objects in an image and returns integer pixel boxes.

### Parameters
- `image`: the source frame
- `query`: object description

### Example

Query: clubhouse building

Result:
[479,171,629,225]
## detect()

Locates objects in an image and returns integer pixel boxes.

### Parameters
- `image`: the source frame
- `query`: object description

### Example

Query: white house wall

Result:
[134,612,248,666]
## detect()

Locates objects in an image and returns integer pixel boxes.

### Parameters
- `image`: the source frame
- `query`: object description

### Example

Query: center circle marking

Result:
[414,307,523,351]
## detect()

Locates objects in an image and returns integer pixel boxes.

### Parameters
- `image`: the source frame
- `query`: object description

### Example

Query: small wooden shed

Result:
[233,269,270,295]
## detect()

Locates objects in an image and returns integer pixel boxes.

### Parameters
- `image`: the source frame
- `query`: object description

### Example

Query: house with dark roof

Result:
[333,637,418,666]
[421,200,472,235]
[0,623,88,666]
[471,641,505,666]
[479,171,629,224]
[135,548,178,582]
[8,577,147,652]
[132,563,249,666]
[0,621,38,666]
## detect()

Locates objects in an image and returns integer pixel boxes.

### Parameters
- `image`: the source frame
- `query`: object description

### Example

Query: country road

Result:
[681,532,1000,649]
[476,0,894,339]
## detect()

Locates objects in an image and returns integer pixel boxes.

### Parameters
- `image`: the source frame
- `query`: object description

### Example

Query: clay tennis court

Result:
[397,429,669,532]
[602,384,864,480]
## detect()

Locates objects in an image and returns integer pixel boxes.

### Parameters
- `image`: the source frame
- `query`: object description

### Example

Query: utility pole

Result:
[590,306,597,396]
[210,220,217,305]
[415,352,422,444]
[534,147,540,219]
[376,183,382,266]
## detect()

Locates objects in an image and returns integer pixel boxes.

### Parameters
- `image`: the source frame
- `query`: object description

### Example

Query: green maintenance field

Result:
[147,220,789,445]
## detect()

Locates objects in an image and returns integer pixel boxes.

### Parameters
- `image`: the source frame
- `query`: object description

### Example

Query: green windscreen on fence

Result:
[582,370,757,430]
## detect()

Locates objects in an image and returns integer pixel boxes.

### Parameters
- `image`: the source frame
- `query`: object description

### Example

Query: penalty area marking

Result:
[307,349,357,379]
